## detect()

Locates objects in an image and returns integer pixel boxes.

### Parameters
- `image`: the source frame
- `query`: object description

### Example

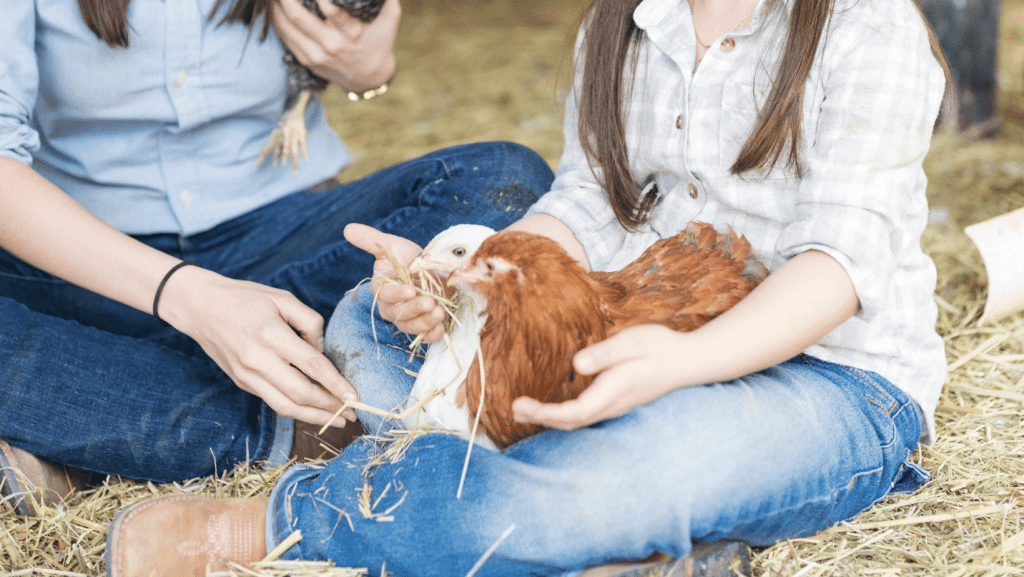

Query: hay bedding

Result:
[3,0,1024,574]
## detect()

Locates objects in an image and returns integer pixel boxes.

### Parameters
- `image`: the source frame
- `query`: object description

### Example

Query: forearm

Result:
[0,157,179,314]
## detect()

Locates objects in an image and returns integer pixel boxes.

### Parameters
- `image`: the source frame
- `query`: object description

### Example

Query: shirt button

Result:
[175,71,188,86]
[675,114,684,129]
[180,190,193,205]
[721,38,736,53]
[688,183,699,199]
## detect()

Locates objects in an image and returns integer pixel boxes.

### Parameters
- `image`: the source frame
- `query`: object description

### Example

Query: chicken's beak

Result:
[447,262,483,288]
[446,269,464,287]
[409,254,448,276]
[407,255,430,275]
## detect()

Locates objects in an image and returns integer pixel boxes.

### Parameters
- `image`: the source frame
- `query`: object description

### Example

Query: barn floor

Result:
[3,0,1024,575]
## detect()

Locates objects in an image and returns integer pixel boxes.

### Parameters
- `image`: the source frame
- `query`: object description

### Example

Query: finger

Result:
[346,224,424,264]
[394,306,446,337]
[256,312,358,406]
[421,323,446,345]
[313,0,345,19]
[573,331,645,376]
[389,294,440,321]
[281,335,360,414]
[344,223,391,258]
[271,0,320,58]
[266,347,346,410]
[276,0,334,38]
[372,285,426,325]
[274,290,326,352]
[511,396,599,431]
[242,369,353,425]
[374,282,419,306]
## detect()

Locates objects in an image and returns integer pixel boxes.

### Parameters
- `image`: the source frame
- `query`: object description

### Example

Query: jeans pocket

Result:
[837,364,903,449]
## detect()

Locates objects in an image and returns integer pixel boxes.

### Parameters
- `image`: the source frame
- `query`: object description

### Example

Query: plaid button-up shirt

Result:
[528,0,948,443]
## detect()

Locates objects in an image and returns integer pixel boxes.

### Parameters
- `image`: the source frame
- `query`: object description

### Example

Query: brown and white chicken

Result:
[400,225,499,450]
[444,222,769,449]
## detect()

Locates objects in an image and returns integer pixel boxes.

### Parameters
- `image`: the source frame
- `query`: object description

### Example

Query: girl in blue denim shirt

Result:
[105,0,951,575]
[0,0,553,516]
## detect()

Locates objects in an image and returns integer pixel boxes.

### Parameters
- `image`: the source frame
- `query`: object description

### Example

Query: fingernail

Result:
[343,393,358,404]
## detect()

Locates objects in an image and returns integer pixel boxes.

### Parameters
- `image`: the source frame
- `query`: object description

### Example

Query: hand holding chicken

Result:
[343,223,444,339]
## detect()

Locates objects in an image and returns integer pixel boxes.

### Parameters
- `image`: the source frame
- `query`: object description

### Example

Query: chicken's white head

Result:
[409,224,496,276]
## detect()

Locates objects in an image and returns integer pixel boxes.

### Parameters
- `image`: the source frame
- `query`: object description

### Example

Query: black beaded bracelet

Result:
[153,261,199,321]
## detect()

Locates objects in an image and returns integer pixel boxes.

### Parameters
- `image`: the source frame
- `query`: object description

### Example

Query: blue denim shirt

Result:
[0,0,351,236]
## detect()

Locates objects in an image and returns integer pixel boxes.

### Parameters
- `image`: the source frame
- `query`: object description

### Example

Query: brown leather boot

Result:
[290,419,363,462]
[0,439,92,516]
[105,494,269,577]
[578,541,751,577]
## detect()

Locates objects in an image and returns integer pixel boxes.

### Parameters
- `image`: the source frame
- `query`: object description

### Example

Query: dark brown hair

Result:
[576,0,952,231]
[77,0,273,47]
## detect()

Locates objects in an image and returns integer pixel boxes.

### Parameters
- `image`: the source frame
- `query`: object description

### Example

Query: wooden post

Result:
[915,0,1002,137]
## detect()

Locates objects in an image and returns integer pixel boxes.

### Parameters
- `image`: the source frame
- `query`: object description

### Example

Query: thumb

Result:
[344,223,389,258]
[573,331,643,376]
[344,223,423,263]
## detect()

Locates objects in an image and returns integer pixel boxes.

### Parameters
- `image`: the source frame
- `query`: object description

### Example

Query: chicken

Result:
[399,225,499,450]
[447,222,769,449]
[258,0,386,172]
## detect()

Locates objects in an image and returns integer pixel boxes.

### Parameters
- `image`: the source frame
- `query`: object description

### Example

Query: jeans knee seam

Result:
[846,464,884,490]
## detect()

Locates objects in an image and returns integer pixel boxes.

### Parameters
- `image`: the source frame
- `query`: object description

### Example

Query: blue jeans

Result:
[0,141,554,483]
[266,282,929,576]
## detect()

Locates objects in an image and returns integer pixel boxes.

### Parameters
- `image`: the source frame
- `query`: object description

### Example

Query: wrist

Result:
[338,56,396,99]
[154,264,212,332]
[153,262,200,323]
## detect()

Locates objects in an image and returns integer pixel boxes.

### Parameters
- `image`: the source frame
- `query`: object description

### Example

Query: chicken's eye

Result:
[452,247,467,258]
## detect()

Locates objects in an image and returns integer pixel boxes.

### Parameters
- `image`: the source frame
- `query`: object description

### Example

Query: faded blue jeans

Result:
[266,282,929,576]
[0,141,553,483]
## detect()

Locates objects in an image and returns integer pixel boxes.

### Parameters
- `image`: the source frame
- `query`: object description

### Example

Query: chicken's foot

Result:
[257,89,312,173]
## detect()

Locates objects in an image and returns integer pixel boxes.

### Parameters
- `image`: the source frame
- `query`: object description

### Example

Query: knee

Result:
[324,283,376,370]
[489,141,554,191]
[447,142,553,231]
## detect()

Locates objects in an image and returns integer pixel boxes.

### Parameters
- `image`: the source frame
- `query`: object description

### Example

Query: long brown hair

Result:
[576,0,952,231]
[77,0,273,47]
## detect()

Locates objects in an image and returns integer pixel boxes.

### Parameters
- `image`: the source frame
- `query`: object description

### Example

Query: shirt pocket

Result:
[718,77,768,165]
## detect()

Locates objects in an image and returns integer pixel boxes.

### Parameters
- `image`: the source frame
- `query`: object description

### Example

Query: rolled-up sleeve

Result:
[0,0,41,165]
[776,5,945,320]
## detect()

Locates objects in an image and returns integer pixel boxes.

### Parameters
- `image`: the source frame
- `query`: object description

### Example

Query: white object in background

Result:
[965,206,1024,324]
